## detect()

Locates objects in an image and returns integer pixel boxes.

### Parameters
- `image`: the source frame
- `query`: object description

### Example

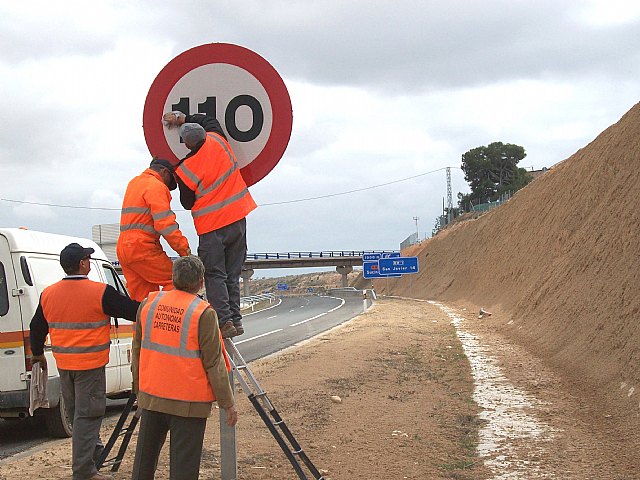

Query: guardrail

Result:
[240,293,277,312]
[246,250,398,260]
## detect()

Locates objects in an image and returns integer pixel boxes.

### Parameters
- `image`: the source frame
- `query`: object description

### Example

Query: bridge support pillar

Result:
[241,269,254,296]
[336,265,353,287]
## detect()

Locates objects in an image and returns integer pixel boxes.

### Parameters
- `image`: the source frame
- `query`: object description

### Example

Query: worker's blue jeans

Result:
[198,217,247,327]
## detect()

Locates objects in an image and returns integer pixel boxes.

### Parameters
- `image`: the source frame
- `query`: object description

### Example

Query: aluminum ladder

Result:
[225,338,325,480]
[95,392,140,472]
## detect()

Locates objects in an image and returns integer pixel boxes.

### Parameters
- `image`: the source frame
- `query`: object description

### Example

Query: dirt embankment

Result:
[380,102,640,422]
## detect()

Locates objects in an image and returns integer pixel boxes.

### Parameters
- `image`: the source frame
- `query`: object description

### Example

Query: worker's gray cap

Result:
[179,123,206,147]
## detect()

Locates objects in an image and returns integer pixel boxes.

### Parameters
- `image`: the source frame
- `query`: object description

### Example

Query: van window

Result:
[27,256,100,293]
[0,262,9,316]
[27,257,66,294]
[102,265,129,296]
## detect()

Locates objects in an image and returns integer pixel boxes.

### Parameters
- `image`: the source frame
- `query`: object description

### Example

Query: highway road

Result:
[235,292,366,362]
[0,292,367,461]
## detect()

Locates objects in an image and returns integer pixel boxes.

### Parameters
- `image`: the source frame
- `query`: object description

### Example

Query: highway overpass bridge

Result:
[242,250,397,293]
[113,250,397,293]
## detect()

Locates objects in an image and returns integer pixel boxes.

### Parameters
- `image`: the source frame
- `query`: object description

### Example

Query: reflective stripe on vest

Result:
[48,319,110,329]
[52,342,111,354]
[176,133,256,234]
[141,291,203,359]
[119,223,158,235]
[41,279,111,370]
[119,169,176,238]
[139,290,218,403]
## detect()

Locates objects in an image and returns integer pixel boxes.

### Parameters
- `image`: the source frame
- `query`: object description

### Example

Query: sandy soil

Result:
[1,299,485,480]
[2,297,638,479]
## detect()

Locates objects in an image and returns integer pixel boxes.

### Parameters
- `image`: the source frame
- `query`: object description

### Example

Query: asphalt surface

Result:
[0,292,367,461]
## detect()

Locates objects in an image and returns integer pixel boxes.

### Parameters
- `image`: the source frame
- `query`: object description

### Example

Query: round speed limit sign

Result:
[143,43,293,186]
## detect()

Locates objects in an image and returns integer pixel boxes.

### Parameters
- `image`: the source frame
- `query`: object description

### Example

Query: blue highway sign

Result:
[276,282,289,290]
[378,256,419,275]
[363,261,401,279]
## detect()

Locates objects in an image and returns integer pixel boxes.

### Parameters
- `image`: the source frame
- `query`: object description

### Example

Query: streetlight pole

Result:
[413,216,419,241]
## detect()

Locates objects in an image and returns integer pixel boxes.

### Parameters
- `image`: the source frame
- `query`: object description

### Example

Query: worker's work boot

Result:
[233,321,245,336]
[89,472,114,480]
[220,321,237,339]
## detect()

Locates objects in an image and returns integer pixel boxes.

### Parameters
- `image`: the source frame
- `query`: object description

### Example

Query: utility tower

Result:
[413,216,419,241]
[446,167,453,224]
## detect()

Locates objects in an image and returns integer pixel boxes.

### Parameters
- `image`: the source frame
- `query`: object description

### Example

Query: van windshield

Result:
[102,264,128,296]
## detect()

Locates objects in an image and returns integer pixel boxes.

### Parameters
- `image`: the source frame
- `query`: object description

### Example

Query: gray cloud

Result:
[170,1,640,92]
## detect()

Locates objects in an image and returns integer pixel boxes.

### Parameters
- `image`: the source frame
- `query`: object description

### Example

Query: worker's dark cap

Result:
[60,243,95,271]
[150,157,175,172]
[150,158,177,191]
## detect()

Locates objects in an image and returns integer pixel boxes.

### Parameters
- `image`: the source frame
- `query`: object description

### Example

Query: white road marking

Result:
[233,329,283,345]
[290,312,327,327]
[289,297,345,327]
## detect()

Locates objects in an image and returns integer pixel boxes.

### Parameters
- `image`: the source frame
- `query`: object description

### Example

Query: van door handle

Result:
[12,288,25,296]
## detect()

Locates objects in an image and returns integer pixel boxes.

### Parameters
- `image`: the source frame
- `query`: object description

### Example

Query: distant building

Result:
[92,223,119,263]
[528,166,549,180]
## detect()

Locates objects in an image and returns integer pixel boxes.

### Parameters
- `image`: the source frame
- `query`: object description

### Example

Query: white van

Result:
[0,228,134,437]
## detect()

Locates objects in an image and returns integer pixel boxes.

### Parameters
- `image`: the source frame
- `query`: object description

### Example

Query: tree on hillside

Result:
[459,141,531,209]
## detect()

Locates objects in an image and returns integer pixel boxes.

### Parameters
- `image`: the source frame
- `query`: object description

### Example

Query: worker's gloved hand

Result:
[162,111,186,128]
[31,354,47,370]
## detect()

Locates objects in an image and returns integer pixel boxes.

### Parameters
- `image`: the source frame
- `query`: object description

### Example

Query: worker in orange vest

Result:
[162,111,257,338]
[116,158,191,302]
[131,255,237,479]
[29,243,139,480]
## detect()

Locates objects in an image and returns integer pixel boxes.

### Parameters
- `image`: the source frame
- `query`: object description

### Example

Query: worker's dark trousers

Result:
[198,218,247,326]
[131,409,207,480]
[59,366,106,480]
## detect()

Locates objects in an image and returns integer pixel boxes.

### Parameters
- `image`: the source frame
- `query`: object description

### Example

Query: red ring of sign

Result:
[143,43,293,187]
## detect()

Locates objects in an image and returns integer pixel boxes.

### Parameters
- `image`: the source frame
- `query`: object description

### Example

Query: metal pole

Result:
[220,349,237,480]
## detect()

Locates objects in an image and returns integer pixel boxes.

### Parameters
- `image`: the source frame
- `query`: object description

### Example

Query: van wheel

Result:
[45,394,73,438]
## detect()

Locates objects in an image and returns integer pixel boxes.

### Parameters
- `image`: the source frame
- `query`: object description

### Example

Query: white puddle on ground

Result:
[430,302,557,479]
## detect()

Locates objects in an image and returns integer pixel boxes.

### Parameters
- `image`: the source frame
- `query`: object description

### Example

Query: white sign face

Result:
[164,64,272,169]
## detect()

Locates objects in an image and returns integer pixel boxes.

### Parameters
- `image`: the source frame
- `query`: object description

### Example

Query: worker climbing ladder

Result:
[96,339,324,479]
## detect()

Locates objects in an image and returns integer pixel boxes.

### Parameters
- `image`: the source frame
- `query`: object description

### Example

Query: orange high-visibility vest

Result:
[176,133,257,235]
[118,169,189,256]
[41,279,111,370]
[139,290,230,403]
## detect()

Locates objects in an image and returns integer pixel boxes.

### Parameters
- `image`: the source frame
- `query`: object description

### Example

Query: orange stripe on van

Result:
[116,324,135,334]
[0,330,27,349]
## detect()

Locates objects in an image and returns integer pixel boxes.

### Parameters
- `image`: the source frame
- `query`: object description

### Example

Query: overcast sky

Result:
[1,1,639,277]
